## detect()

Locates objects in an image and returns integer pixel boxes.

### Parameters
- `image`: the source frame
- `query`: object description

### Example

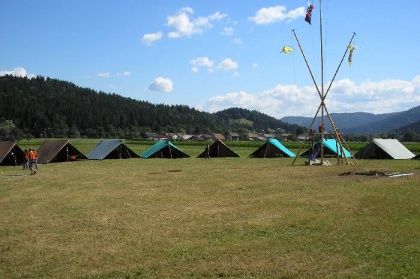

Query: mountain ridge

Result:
[281,106,420,134]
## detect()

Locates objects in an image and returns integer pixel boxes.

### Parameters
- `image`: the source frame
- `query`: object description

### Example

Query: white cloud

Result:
[167,7,227,38]
[0,67,35,78]
[97,72,110,78]
[205,91,257,112]
[222,27,234,36]
[249,6,306,25]
[190,57,214,68]
[190,57,214,72]
[148,77,173,93]
[190,57,238,74]
[142,32,163,45]
[327,77,420,114]
[117,71,131,77]
[218,58,238,70]
[208,11,226,21]
[200,76,420,118]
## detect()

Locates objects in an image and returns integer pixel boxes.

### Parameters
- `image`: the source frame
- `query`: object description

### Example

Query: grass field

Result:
[1,141,419,278]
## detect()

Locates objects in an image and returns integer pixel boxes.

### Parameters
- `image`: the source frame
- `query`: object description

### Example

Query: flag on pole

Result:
[348,45,357,66]
[305,3,315,25]
[280,46,294,53]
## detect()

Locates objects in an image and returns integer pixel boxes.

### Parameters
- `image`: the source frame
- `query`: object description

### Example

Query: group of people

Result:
[23,149,38,175]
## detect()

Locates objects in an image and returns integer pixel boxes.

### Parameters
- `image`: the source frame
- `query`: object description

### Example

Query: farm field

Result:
[1,141,419,278]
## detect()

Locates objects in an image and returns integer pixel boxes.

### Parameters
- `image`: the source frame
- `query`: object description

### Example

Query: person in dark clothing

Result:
[204,144,210,159]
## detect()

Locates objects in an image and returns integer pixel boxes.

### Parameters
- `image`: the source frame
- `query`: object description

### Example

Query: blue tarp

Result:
[249,138,296,158]
[303,139,351,158]
[140,140,190,159]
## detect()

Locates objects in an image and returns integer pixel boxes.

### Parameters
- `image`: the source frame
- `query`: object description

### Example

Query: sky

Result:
[1,0,419,119]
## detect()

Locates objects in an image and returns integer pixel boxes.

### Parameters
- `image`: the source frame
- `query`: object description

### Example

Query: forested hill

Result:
[0,75,299,139]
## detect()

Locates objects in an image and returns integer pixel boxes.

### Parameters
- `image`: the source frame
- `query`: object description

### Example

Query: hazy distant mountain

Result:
[393,120,420,134]
[281,105,420,134]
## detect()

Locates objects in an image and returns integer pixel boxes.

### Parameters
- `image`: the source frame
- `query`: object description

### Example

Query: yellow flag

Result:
[280,46,294,53]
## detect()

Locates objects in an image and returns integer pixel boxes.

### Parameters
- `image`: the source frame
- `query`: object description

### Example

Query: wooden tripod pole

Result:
[291,0,357,165]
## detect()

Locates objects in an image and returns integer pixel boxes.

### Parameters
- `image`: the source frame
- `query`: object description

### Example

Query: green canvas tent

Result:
[87,140,139,160]
[301,138,351,159]
[249,139,295,158]
[197,139,240,158]
[0,141,24,166]
[354,138,415,159]
[140,140,190,159]
[37,140,87,164]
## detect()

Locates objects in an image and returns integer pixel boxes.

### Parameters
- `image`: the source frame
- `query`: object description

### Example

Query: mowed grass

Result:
[1,143,419,278]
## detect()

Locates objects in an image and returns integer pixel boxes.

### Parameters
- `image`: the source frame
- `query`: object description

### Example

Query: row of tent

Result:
[0,138,419,166]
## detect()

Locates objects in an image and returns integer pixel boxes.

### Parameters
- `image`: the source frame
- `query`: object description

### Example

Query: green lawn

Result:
[1,141,419,278]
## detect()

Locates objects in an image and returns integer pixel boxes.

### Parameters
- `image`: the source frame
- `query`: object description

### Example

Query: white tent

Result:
[354,139,415,159]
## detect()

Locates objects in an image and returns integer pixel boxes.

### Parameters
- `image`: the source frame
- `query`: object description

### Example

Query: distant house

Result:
[181,134,193,141]
[263,134,275,139]
[279,133,291,141]
[158,135,169,141]
[226,132,240,141]
[144,133,159,141]
[244,133,259,141]
[298,134,307,142]
[202,134,213,141]
[213,133,225,141]
[166,133,178,140]
[191,134,204,141]
[176,133,186,140]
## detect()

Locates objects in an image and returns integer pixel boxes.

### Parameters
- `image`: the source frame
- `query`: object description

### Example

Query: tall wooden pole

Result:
[319,0,325,165]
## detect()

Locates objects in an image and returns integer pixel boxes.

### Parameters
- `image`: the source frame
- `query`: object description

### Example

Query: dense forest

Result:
[0,75,301,140]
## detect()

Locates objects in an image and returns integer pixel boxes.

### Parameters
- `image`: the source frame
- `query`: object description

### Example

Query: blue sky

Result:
[1,0,419,119]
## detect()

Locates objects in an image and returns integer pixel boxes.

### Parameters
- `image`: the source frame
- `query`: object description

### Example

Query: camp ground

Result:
[354,138,416,159]
[86,140,139,160]
[249,138,295,158]
[300,139,352,159]
[140,140,190,158]
[0,141,24,166]
[197,139,240,158]
[37,140,87,164]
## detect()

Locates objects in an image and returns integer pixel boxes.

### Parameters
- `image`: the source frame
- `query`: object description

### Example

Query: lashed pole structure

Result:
[292,0,358,166]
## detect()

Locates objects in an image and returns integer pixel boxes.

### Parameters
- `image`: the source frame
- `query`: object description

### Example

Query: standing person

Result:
[28,148,37,175]
[33,149,39,169]
[23,149,29,170]
[204,144,210,159]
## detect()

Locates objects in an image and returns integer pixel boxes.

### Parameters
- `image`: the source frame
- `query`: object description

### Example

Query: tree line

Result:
[0,75,301,140]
